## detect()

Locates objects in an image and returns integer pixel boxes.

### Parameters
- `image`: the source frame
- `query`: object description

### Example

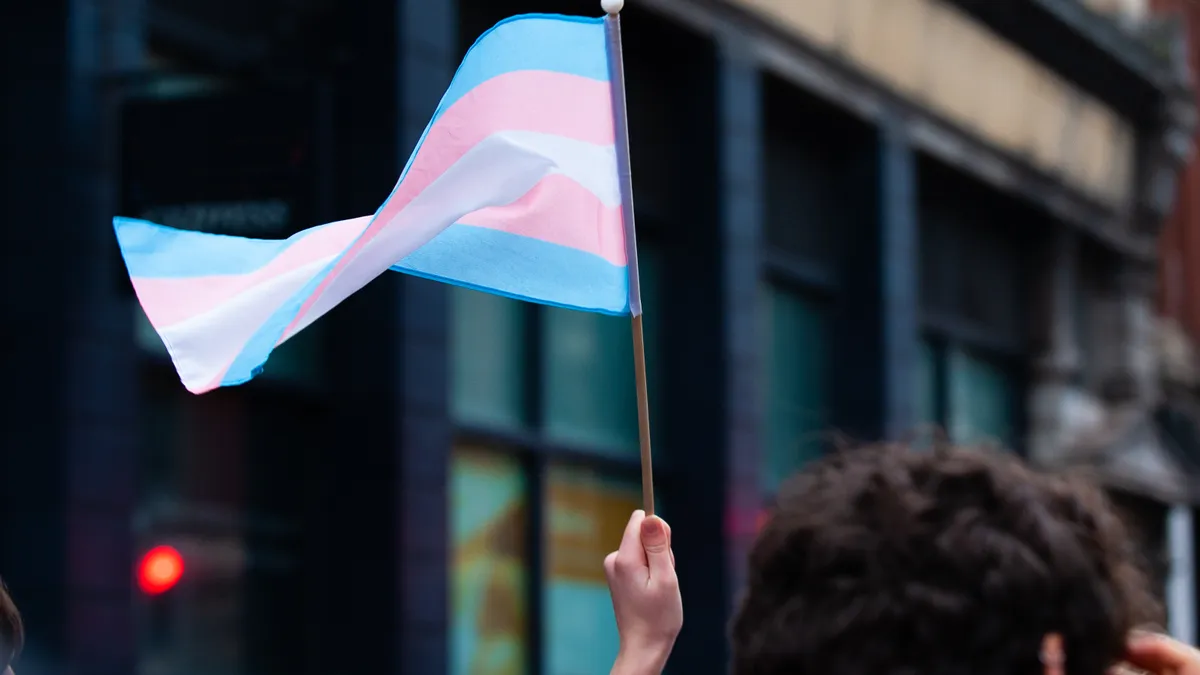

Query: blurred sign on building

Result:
[120,88,317,240]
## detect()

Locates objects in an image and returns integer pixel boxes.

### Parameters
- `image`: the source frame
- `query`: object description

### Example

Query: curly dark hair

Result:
[0,579,22,669]
[731,443,1160,675]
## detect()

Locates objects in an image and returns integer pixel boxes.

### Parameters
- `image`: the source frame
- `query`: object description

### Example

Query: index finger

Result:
[618,510,647,564]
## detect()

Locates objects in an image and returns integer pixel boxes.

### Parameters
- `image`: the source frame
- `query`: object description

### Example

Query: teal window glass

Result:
[540,245,659,457]
[540,309,636,453]
[451,288,528,430]
[760,284,829,494]
[947,347,1016,448]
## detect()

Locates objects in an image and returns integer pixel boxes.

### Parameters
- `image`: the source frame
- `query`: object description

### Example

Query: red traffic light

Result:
[138,545,184,595]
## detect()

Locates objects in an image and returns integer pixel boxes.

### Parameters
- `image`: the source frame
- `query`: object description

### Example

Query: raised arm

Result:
[604,510,682,675]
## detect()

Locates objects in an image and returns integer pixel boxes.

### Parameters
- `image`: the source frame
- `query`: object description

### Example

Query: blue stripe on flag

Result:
[115,217,322,279]
[393,224,630,315]
[435,15,609,119]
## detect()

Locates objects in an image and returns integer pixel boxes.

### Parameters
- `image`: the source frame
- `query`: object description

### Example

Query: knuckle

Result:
[613,555,638,575]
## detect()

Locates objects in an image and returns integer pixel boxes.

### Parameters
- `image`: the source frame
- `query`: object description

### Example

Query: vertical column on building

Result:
[716,31,763,597]
[1082,256,1158,405]
[660,27,749,675]
[0,0,140,672]
[319,0,401,670]
[1028,229,1082,464]
[320,0,455,671]
[396,0,456,672]
[878,116,920,439]
[1167,504,1197,644]
[1119,262,1162,406]
[832,111,919,440]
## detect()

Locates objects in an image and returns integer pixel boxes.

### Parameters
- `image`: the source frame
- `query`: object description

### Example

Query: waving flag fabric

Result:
[116,14,636,394]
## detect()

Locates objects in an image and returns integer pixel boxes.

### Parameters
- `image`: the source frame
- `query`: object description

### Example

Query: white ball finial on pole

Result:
[601,0,624,14]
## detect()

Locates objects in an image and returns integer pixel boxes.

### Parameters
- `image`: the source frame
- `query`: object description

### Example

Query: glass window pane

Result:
[544,465,642,675]
[760,285,829,494]
[947,347,1016,448]
[451,446,530,675]
[452,288,528,430]
[541,308,636,453]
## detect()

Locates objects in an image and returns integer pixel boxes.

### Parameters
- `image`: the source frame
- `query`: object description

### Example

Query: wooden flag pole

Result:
[603,0,656,516]
[631,314,655,515]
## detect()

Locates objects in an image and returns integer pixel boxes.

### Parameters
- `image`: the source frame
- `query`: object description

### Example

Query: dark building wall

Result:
[0,0,139,673]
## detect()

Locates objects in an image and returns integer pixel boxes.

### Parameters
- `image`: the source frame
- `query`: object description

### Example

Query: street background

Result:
[3,0,1200,673]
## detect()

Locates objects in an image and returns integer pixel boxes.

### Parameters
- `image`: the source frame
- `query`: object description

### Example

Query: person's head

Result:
[732,443,1159,675]
[0,579,22,674]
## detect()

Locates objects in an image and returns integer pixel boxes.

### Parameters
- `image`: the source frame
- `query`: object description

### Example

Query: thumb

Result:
[640,516,674,578]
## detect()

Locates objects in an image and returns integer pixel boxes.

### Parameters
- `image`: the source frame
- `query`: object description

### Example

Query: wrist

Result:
[611,640,673,675]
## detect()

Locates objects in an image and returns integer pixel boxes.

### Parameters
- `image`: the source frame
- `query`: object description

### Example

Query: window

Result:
[450,243,662,675]
[453,248,661,456]
[541,309,638,453]
[947,347,1017,446]
[452,291,528,430]
[544,466,642,674]
[919,339,1018,449]
[450,447,530,675]
[760,284,830,494]
[918,160,1028,450]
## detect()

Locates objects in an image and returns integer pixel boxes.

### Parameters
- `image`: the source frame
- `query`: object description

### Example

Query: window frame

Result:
[917,165,1032,454]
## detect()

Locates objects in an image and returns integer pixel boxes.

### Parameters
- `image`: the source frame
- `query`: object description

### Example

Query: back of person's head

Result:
[731,443,1159,675]
[0,579,22,671]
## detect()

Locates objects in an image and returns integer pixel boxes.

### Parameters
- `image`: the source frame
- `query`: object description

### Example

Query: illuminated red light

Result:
[138,545,184,595]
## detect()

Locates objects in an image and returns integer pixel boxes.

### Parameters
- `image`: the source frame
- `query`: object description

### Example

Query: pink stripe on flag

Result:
[131,217,371,329]
[457,173,625,266]
[285,70,615,335]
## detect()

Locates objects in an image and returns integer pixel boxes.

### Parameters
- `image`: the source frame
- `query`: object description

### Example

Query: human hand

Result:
[1119,631,1200,675]
[605,510,681,675]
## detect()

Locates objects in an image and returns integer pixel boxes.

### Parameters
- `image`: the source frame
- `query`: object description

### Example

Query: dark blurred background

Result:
[3,0,1200,673]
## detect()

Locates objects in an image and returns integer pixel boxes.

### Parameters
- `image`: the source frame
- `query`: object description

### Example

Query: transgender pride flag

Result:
[115,14,640,394]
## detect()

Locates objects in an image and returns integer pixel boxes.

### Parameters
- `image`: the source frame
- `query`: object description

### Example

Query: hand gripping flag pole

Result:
[602,0,656,516]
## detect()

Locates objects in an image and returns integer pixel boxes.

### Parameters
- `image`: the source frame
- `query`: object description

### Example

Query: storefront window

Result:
[760,284,829,494]
[451,447,530,675]
[543,465,642,675]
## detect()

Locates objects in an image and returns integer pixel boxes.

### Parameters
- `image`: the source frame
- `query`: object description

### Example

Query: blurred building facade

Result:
[0,0,1195,674]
